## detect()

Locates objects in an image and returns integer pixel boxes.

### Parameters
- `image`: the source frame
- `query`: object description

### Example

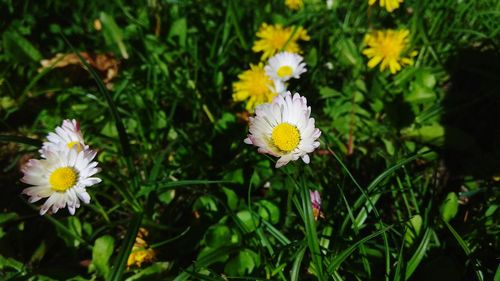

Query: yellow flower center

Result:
[270,32,288,49]
[363,29,415,74]
[277,66,293,78]
[379,37,403,59]
[67,141,83,152]
[50,167,78,192]
[272,123,300,152]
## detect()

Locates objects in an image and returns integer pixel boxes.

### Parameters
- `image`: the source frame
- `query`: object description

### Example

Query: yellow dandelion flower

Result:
[127,228,156,269]
[368,0,403,12]
[127,248,156,268]
[285,0,303,10]
[362,29,417,74]
[233,63,277,112]
[252,23,310,61]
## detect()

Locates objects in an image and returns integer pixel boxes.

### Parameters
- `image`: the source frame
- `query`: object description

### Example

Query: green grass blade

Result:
[300,181,324,280]
[393,240,405,281]
[330,149,393,279]
[108,213,143,281]
[327,225,393,273]
[365,152,429,193]
[405,227,432,279]
[290,246,306,281]
[149,227,191,249]
[260,219,291,245]
[228,0,247,49]
[137,180,232,197]
[330,271,345,281]
[45,215,91,249]
[494,264,500,281]
[60,34,138,191]
[0,135,42,147]
[173,246,238,281]
[443,220,484,281]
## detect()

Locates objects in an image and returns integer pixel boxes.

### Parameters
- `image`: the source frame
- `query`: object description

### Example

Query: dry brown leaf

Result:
[39,52,119,85]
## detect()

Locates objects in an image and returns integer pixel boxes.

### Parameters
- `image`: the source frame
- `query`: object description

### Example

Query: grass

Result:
[1,0,499,280]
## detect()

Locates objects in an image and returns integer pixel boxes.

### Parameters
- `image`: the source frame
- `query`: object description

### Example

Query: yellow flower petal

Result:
[369,0,403,12]
[367,55,383,69]
[232,63,276,112]
[252,23,310,61]
[362,29,416,74]
[285,0,303,10]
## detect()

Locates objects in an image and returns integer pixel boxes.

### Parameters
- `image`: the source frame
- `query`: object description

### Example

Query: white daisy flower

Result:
[40,119,88,157]
[272,79,288,95]
[265,52,307,82]
[21,148,101,215]
[244,91,321,168]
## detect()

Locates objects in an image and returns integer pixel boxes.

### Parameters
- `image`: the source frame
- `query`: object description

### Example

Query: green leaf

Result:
[30,241,47,264]
[222,187,238,210]
[404,215,422,246]
[0,96,15,110]
[335,38,362,67]
[215,112,236,131]
[197,246,230,264]
[382,138,395,156]
[100,121,118,138]
[224,249,259,276]
[2,31,42,62]
[91,235,115,279]
[124,262,170,281]
[223,169,244,185]
[204,224,232,248]
[193,195,218,212]
[100,12,129,59]
[307,47,318,68]
[158,190,176,205]
[55,217,83,247]
[319,87,341,99]
[44,215,89,248]
[0,254,25,272]
[0,212,19,225]
[168,18,187,48]
[416,69,437,89]
[236,210,258,233]
[405,83,436,103]
[401,123,444,146]
[257,200,280,224]
[440,192,459,223]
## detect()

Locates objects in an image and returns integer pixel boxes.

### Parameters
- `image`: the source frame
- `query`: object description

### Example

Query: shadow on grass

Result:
[442,44,500,179]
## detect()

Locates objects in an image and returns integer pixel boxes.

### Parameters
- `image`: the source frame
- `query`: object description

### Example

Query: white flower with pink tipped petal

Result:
[21,148,101,215]
[40,119,88,157]
[245,91,321,168]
